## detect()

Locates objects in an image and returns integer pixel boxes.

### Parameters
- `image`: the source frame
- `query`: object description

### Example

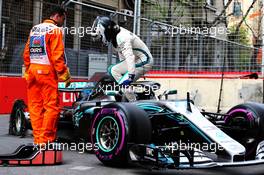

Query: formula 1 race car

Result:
[8,75,264,169]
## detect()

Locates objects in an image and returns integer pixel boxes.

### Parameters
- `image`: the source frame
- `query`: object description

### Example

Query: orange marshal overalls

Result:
[23,19,68,144]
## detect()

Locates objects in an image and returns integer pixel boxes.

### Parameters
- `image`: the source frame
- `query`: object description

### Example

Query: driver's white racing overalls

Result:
[108,27,153,84]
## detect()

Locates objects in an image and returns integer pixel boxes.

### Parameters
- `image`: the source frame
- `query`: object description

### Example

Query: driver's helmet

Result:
[91,16,120,45]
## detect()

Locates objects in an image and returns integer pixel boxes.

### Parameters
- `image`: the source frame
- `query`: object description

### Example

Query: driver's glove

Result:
[121,74,135,86]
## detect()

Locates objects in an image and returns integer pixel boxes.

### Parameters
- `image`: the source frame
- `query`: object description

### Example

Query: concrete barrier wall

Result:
[144,78,263,113]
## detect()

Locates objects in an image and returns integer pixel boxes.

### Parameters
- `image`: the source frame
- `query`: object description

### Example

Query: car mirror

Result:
[158,89,177,100]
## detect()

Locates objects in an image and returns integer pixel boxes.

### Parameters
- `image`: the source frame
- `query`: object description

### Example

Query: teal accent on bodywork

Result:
[136,103,212,143]
[137,104,184,123]
[74,107,96,127]
[58,82,93,89]
[137,103,162,108]
[139,106,163,112]
[74,112,83,127]
[84,108,95,115]
[137,104,163,111]
[105,91,119,96]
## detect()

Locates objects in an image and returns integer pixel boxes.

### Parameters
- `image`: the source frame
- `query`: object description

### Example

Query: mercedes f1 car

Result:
[8,75,264,169]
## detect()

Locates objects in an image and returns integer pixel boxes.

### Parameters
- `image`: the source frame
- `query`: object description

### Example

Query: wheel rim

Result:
[15,110,22,133]
[96,116,120,152]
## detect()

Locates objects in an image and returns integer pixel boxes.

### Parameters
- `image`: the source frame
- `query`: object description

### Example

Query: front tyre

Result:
[91,103,151,166]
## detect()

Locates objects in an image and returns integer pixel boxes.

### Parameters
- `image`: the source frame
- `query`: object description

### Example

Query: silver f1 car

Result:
[9,75,264,169]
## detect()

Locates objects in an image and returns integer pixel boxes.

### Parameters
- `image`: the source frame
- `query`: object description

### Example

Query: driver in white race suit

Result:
[91,16,153,86]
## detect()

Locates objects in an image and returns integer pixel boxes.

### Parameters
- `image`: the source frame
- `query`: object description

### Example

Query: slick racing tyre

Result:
[9,100,28,137]
[225,102,264,160]
[91,103,151,166]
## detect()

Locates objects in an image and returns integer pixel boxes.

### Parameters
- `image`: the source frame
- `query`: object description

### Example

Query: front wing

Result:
[129,142,264,170]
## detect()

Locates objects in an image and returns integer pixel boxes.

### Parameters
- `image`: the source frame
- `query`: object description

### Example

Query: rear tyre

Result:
[91,103,151,166]
[225,102,264,160]
[9,100,27,137]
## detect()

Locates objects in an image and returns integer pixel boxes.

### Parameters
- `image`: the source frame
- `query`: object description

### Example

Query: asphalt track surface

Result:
[0,115,264,175]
